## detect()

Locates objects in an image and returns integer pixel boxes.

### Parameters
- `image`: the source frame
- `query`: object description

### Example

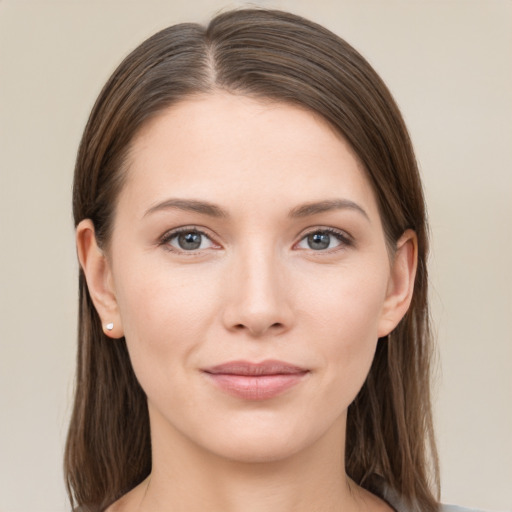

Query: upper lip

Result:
[203,360,309,376]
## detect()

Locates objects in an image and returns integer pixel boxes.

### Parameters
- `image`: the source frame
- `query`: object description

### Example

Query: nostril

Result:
[232,321,285,335]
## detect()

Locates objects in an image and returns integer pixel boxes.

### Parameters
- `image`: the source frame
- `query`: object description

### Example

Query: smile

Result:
[202,360,310,401]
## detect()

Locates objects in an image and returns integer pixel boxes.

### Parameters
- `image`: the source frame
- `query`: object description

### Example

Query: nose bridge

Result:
[223,239,292,336]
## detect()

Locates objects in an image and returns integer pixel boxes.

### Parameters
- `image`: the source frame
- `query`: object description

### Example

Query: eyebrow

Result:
[143,197,370,222]
[289,199,370,222]
[144,198,229,218]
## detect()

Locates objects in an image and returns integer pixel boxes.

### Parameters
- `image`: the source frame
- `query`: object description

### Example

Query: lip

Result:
[202,360,309,401]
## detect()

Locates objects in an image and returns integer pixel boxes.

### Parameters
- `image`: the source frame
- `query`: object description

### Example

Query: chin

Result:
[192,412,342,465]
[206,434,309,464]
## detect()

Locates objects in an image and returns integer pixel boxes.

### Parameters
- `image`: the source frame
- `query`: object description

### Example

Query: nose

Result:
[221,245,294,338]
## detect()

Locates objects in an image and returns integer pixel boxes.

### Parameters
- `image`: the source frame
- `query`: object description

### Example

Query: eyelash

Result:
[159,227,219,255]
[295,227,354,252]
[158,226,353,254]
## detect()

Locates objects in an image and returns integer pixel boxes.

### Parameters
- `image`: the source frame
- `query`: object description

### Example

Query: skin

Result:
[77,92,417,512]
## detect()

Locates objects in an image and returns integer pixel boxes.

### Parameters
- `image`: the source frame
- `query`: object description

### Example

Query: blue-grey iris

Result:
[178,232,202,250]
[308,232,330,250]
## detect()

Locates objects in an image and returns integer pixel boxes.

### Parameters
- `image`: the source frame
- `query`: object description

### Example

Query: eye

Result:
[296,229,351,251]
[162,229,216,252]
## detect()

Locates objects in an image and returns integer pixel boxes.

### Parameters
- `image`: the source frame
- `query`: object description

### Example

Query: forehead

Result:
[121,92,378,217]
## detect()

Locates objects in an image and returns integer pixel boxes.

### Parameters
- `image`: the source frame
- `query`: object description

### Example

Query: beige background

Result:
[0,1,511,511]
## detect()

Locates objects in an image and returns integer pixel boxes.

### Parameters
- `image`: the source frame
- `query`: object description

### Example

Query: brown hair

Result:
[66,8,439,512]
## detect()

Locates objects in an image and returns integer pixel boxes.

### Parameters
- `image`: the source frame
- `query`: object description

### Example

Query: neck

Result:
[127,407,375,512]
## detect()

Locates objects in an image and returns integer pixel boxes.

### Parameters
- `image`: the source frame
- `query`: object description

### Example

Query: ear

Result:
[377,229,418,338]
[76,219,124,339]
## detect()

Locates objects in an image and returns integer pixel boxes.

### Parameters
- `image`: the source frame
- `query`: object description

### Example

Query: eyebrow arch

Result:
[143,198,229,218]
[143,197,369,222]
[289,199,370,222]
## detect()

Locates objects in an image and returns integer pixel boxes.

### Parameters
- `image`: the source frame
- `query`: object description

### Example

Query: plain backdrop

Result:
[0,1,510,511]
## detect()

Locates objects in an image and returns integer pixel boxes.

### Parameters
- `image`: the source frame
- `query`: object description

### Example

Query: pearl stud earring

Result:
[106,322,114,331]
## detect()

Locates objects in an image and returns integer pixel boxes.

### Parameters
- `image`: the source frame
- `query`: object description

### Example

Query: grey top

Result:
[373,476,484,512]
[441,507,484,512]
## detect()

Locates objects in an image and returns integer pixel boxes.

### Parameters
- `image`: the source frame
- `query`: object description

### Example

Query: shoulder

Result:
[367,475,485,512]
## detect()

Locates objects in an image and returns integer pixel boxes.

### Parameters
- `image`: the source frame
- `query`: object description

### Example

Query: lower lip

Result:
[204,373,307,400]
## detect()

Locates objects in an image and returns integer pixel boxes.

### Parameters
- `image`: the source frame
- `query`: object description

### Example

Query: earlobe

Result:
[377,229,418,338]
[76,219,124,339]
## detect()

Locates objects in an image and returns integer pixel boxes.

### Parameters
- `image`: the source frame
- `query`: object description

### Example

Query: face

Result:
[81,93,415,465]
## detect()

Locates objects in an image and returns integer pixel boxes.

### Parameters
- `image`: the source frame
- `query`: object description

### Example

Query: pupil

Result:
[308,232,330,250]
[178,232,202,250]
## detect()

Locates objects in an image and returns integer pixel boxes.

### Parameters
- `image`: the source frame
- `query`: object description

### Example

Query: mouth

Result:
[202,360,309,401]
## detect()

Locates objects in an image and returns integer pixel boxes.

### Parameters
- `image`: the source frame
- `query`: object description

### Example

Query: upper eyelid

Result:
[297,226,353,242]
[160,225,216,241]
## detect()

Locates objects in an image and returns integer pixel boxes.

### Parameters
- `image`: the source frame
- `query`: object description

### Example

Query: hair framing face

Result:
[66,9,438,512]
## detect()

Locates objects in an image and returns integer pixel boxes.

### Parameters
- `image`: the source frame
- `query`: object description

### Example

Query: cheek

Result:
[301,258,388,338]
[116,250,216,327]
[298,260,389,391]
[112,257,221,384]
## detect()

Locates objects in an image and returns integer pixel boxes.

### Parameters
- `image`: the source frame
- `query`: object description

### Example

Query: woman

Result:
[65,8,476,512]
